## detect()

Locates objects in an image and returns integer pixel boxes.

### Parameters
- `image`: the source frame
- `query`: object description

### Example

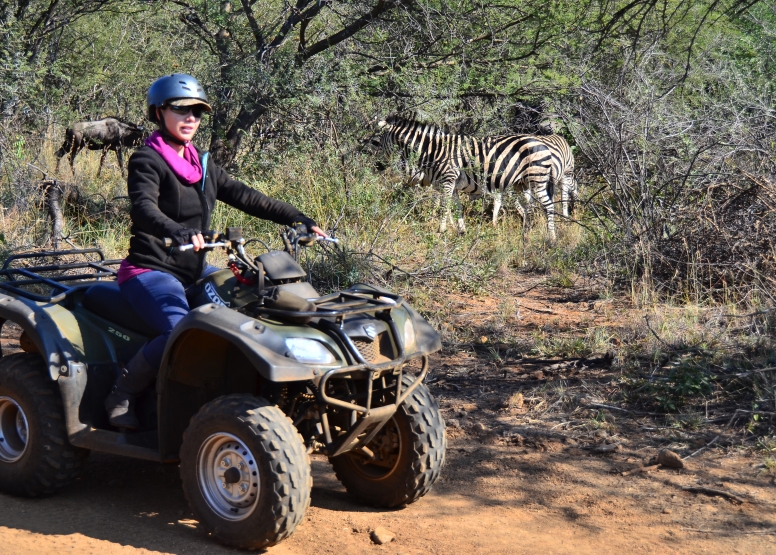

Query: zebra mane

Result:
[384,113,450,136]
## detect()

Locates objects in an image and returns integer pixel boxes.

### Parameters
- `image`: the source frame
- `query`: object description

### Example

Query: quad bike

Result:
[0,226,446,550]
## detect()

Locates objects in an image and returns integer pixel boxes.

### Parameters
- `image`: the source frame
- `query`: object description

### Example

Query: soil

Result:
[1,277,775,554]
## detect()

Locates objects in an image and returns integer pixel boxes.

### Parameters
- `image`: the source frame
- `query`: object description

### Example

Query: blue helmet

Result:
[147,74,212,122]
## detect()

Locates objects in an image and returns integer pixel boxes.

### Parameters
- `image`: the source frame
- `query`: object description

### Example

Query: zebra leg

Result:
[492,190,503,226]
[536,184,556,241]
[453,190,466,234]
[515,189,531,243]
[438,183,453,233]
[437,168,458,233]
[561,175,578,218]
[514,192,527,224]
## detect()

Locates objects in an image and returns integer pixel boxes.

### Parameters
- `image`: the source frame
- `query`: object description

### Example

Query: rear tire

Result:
[330,377,446,507]
[179,394,312,550]
[0,353,89,496]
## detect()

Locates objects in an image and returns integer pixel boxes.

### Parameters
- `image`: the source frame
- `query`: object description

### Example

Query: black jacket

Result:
[125,146,304,285]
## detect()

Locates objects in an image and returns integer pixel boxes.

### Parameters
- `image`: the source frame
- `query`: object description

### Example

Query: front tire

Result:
[330,377,446,507]
[0,353,89,496]
[179,394,312,550]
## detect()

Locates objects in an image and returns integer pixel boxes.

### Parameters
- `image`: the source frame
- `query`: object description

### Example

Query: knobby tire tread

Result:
[180,393,312,550]
[0,353,89,497]
[331,376,446,508]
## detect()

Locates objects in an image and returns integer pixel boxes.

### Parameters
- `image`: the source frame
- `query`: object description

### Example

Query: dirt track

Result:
[1,278,775,554]
[1,445,774,554]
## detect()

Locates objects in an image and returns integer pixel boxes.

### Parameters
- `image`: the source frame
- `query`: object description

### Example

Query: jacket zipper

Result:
[197,160,210,278]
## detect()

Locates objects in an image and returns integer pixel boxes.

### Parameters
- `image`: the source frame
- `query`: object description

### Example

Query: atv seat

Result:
[82,282,155,335]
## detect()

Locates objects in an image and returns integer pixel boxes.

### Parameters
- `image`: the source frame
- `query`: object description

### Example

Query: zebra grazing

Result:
[376,115,557,239]
[536,134,578,218]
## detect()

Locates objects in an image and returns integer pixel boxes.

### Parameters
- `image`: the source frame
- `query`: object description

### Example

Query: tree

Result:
[165,0,417,165]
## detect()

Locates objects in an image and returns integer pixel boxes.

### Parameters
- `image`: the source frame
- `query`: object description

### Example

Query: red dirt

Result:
[1,278,775,554]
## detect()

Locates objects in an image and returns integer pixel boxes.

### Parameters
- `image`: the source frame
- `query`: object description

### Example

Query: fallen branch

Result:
[621,464,660,476]
[590,442,621,453]
[681,486,747,504]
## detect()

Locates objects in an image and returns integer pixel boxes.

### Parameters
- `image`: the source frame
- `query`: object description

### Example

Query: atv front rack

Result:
[252,285,430,457]
[316,353,429,457]
[0,249,120,303]
[252,286,402,321]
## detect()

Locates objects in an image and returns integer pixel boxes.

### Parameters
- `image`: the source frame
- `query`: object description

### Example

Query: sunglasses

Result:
[167,104,207,118]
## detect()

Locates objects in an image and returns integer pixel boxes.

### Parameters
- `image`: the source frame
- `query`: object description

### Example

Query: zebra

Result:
[535,134,578,218]
[376,115,557,239]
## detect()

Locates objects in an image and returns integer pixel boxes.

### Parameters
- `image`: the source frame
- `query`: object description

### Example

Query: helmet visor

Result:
[167,98,212,112]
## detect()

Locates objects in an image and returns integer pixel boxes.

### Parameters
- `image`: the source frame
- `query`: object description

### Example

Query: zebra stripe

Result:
[536,134,578,218]
[377,115,556,239]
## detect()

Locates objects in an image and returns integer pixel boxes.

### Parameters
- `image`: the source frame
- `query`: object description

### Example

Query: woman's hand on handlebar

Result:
[190,232,206,251]
[310,225,328,238]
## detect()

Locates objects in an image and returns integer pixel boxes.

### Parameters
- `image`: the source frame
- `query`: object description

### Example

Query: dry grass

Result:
[3,137,775,456]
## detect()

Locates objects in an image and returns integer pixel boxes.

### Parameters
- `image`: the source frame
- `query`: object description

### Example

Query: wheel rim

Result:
[0,396,29,463]
[196,432,260,521]
[348,417,403,480]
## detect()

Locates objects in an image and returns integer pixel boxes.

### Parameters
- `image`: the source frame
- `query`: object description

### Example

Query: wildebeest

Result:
[55,118,145,177]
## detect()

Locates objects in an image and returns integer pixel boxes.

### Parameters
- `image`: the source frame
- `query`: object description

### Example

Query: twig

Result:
[644,315,672,350]
[27,163,48,178]
[681,486,747,504]
[513,282,543,296]
[587,402,666,417]
[681,528,715,533]
[515,303,555,315]
[717,367,776,380]
[722,307,776,319]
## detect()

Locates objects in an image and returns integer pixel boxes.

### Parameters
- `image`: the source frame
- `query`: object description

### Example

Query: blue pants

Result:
[119,266,219,369]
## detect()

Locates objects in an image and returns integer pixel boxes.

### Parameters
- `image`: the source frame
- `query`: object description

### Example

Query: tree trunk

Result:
[208,101,269,167]
[41,179,63,250]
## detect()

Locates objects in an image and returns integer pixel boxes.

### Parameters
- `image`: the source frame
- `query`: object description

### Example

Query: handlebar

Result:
[177,242,229,251]
[163,231,338,252]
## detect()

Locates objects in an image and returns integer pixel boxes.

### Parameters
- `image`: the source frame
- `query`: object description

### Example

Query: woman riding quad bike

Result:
[0,74,446,551]
[105,73,327,430]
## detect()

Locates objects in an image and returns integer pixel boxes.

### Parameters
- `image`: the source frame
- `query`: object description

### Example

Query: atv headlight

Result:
[285,338,336,364]
[403,318,416,351]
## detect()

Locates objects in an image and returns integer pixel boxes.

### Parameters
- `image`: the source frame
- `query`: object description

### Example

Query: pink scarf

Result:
[145,131,203,184]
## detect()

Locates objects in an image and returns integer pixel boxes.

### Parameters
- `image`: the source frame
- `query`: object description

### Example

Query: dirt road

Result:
[0,444,773,554]
[1,277,775,554]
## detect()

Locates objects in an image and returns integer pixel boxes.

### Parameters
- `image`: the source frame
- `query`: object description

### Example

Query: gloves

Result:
[170,227,201,246]
[292,215,317,235]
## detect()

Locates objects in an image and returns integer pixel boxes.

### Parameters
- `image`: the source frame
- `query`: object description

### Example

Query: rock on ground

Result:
[370,527,395,545]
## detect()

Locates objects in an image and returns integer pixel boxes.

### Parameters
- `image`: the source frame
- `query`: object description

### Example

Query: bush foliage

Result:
[0,0,774,302]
